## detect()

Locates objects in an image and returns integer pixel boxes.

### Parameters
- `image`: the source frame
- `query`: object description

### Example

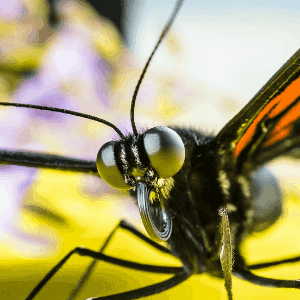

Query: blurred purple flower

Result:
[0,166,36,239]
[0,0,117,246]
[15,25,111,120]
[0,0,28,22]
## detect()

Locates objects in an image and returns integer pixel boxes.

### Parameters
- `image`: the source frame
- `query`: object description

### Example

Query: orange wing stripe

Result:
[233,75,300,158]
[264,100,300,147]
[263,125,292,147]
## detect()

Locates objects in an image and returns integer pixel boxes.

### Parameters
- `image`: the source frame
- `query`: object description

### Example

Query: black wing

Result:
[214,46,300,171]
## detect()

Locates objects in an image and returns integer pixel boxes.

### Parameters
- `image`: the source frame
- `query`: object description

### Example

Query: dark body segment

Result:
[160,127,282,277]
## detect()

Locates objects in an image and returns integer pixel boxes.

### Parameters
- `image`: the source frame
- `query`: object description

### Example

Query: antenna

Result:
[130,0,184,136]
[0,102,125,139]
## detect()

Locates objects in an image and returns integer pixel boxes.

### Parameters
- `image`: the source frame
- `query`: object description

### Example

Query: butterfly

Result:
[2,0,300,299]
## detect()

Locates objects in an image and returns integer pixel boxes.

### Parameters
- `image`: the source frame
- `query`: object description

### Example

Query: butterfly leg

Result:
[25,221,182,300]
[248,255,300,270]
[67,220,172,300]
[234,252,300,289]
[115,220,172,254]
[234,268,300,289]
[88,271,190,300]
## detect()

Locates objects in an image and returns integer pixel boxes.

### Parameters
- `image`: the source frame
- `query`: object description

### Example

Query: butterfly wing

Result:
[214,47,300,171]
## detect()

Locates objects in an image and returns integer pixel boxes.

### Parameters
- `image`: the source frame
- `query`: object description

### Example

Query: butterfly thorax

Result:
[166,127,252,276]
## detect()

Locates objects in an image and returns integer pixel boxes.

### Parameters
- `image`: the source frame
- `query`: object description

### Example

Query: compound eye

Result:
[96,141,130,190]
[143,126,185,178]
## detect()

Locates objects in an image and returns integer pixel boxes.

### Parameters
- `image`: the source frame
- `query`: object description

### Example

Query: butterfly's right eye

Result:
[96,141,130,190]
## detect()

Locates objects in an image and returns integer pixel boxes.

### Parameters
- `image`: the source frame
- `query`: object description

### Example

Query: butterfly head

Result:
[96,126,185,241]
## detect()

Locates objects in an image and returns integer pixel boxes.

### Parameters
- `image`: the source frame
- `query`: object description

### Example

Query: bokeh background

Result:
[1,0,300,299]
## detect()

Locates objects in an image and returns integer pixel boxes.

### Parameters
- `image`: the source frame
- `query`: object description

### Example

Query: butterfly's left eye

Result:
[143,126,185,178]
